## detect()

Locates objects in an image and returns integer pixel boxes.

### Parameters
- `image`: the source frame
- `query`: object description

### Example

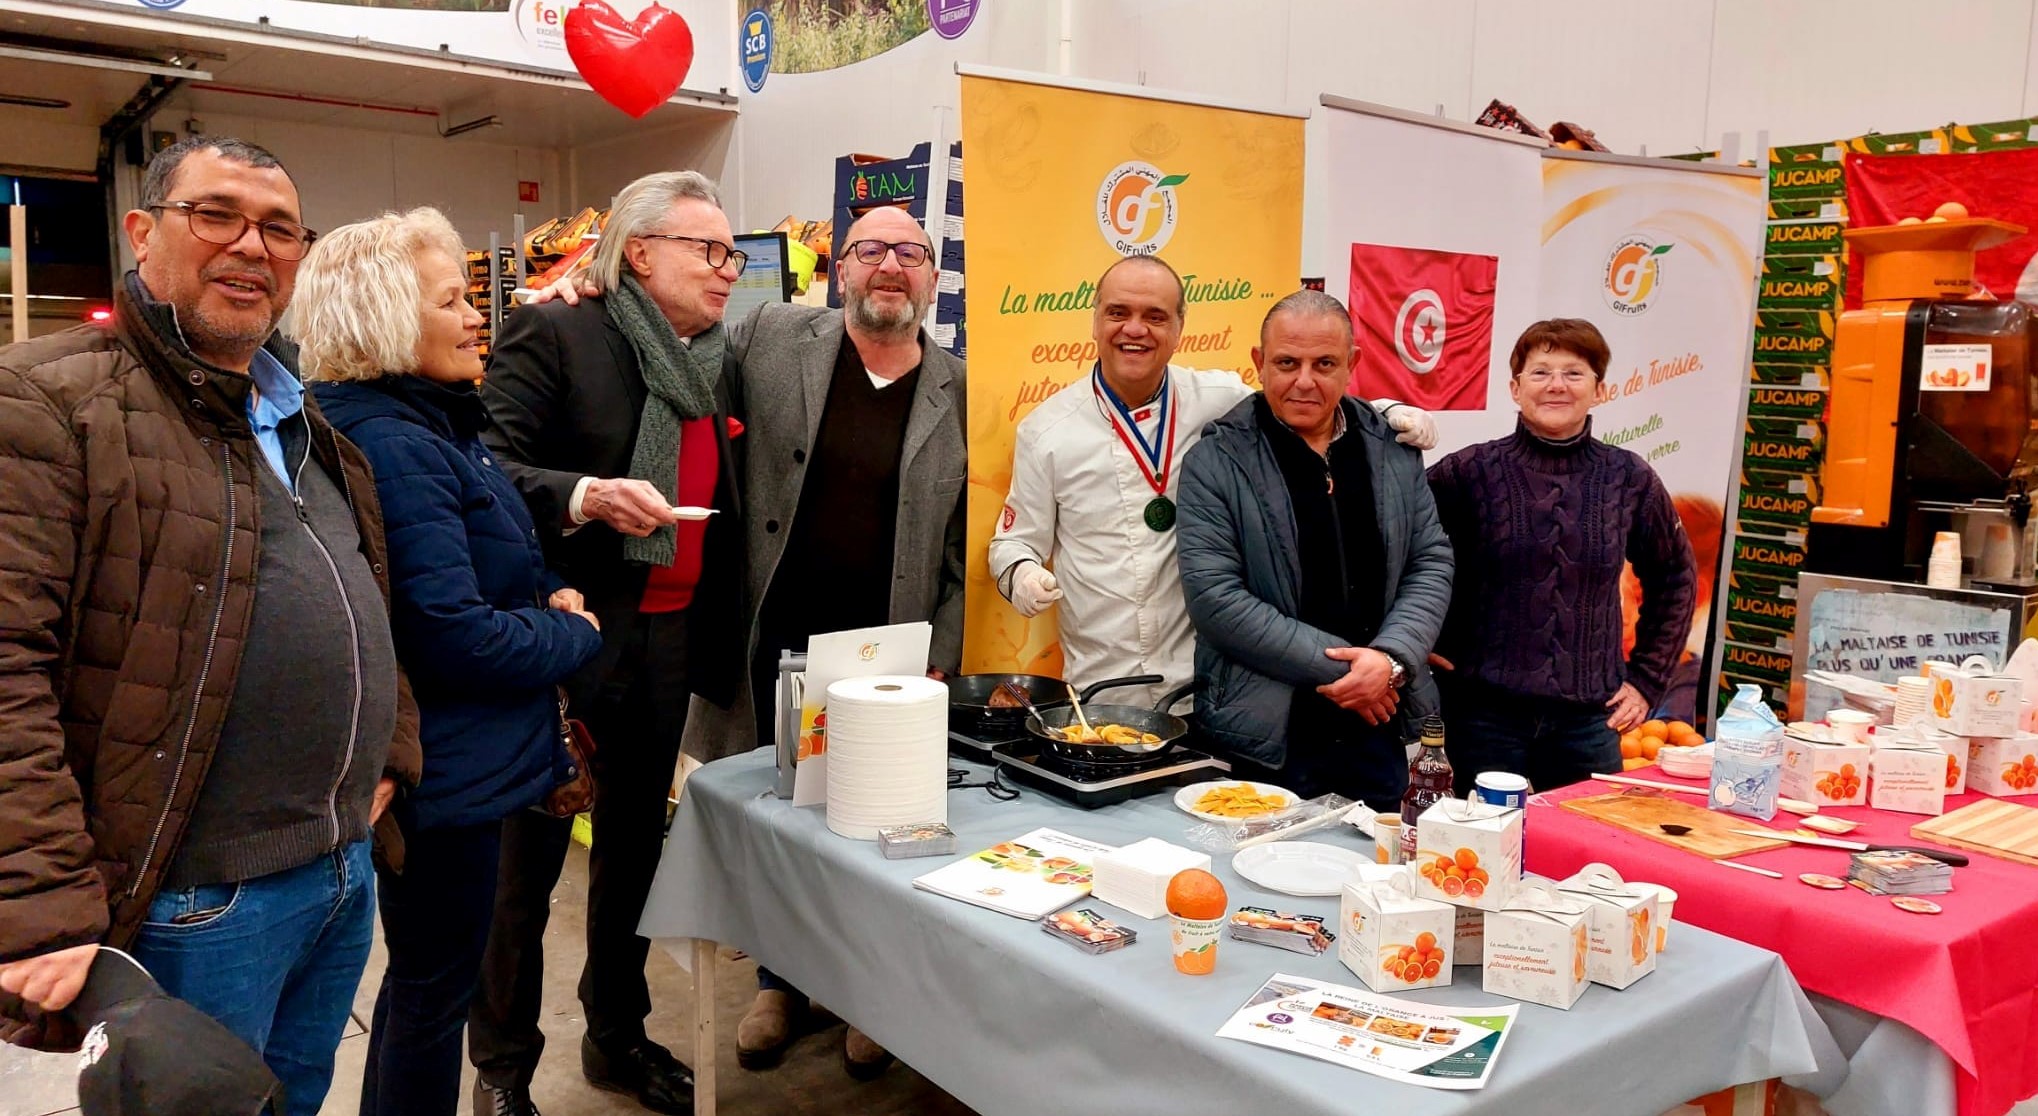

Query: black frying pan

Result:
[947,673,1161,738]
[1026,682,1198,765]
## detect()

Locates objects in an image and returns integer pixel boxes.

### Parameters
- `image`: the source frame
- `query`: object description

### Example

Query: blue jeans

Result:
[132,840,375,1116]
[362,820,501,1116]
[1437,676,1620,796]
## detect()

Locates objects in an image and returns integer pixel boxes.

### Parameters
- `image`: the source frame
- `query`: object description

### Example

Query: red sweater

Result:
[640,416,718,613]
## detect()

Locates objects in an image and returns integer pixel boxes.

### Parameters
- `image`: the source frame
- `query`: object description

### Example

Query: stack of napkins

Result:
[1847,850,1952,895]
[1092,838,1211,919]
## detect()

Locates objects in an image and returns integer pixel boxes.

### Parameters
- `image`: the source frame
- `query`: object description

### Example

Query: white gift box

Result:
[1556,863,1662,990]
[1453,904,1484,963]
[1969,734,2038,798]
[1930,657,2023,738]
[1868,724,1955,816]
[1339,873,1455,993]
[1482,883,1592,1011]
[1781,729,1870,807]
[1412,797,1523,912]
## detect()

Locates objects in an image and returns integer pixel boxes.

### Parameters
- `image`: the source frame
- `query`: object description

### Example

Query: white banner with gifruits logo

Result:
[1539,153,1763,725]
[118,0,732,87]
[1322,101,1761,726]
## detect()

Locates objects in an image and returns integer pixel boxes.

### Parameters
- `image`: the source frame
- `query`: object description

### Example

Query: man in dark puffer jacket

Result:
[0,137,421,1115]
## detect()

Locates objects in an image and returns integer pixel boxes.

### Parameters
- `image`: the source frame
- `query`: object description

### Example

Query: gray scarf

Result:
[606,274,725,566]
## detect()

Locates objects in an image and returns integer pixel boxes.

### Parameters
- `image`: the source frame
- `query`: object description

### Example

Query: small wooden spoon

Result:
[1065,682,1097,740]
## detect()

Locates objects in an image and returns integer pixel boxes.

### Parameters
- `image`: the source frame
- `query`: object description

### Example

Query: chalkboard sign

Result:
[1792,574,2020,719]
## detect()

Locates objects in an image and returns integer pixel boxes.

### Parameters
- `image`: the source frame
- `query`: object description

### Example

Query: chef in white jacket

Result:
[990,255,1437,709]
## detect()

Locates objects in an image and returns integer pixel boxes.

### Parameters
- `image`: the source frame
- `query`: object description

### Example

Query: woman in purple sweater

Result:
[1426,319,1696,795]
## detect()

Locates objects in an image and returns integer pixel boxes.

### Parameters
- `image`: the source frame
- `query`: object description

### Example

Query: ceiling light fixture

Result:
[439,114,504,139]
[0,92,70,109]
[0,43,211,80]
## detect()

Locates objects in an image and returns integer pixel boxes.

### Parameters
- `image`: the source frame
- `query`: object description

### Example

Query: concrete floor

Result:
[0,843,974,1116]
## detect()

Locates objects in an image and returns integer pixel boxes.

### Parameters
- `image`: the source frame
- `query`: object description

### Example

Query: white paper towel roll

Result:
[824,674,949,840]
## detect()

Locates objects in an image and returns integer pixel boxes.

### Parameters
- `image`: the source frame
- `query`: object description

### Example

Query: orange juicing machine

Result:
[1807,217,2038,587]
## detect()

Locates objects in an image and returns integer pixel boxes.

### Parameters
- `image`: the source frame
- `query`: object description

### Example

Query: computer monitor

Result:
[728,231,795,321]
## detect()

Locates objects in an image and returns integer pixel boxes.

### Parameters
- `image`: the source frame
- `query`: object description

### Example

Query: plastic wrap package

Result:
[1182,794,1364,853]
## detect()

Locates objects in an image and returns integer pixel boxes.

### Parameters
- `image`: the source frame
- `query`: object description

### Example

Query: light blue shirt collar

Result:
[246,347,305,491]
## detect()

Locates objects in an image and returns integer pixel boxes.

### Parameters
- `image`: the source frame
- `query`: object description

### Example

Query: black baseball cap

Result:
[69,950,283,1116]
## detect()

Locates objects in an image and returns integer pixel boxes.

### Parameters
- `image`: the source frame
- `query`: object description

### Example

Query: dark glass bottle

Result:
[1399,715,1454,861]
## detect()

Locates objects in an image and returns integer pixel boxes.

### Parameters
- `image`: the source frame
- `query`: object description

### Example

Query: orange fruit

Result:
[1403,961,1425,983]
[1667,720,1693,736]
[1454,848,1479,871]
[1415,931,1437,953]
[1620,735,1642,760]
[1463,878,1485,898]
[1623,757,1649,771]
[1441,876,1466,897]
[1638,734,1665,760]
[1468,867,1490,885]
[1947,756,1962,788]
[1166,869,1228,919]
[1421,957,1442,979]
[1640,719,1669,740]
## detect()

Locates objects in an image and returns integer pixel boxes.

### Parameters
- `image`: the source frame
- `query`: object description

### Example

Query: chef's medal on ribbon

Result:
[1095,368,1178,532]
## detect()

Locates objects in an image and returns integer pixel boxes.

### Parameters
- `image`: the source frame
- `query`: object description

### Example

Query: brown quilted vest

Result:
[0,281,422,993]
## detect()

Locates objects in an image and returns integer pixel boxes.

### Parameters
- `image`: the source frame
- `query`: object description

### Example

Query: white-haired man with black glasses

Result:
[474,170,748,1115]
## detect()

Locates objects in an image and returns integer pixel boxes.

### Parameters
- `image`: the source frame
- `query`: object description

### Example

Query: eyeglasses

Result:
[1520,368,1593,385]
[637,233,748,271]
[148,200,318,261]
[844,239,931,268]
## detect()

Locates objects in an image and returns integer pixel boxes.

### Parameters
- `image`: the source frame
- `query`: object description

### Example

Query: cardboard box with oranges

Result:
[1780,730,1870,807]
[1453,904,1484,963]
[1555,864,1661,990]
[1339,875,1454,993]
[1969,735,2038,797]
[1481,884,1592,1011]
[1869,727,1955,815]
[1412,798,1523,912]
[1929,660,2022,738]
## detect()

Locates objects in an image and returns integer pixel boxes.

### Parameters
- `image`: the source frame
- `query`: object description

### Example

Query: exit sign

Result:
[518,181,541,204]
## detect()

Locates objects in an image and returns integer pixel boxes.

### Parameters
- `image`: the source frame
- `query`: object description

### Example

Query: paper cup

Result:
[1642,884,1677,952]
[1169,914,1225,974]
[1372,816,1404,864]
[1826,710,1876,745]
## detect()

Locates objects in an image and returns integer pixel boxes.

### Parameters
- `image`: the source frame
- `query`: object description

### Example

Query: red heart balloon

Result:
[565,1,695,119]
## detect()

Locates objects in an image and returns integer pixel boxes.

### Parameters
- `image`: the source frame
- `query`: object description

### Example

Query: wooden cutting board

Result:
[1561,792,1792,859]
[1910,799,2038,868]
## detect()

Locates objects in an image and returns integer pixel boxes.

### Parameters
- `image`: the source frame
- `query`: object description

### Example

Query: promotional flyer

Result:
[957,73,1304,675]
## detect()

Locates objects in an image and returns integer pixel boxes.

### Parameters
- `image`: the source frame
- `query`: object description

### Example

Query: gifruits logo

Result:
[1603,235,1672,316]
[1096,161,1186,255]
[514,0,571,50]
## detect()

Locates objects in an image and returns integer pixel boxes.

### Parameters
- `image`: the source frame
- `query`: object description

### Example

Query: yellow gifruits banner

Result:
[957,73,1304,674]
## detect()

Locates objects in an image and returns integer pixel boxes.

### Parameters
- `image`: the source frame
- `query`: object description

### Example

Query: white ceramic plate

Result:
[1174,780,1298,823]
[1232,842,1367,897]
[673,506,720,521]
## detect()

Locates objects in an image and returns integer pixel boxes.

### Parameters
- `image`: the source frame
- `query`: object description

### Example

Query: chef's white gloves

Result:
[1375,400,1438,450]
[1007,560,1064,618]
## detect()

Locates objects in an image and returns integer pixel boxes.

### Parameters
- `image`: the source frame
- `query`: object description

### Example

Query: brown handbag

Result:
[544,689,598,817]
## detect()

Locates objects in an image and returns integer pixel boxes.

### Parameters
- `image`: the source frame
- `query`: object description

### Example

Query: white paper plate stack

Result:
[824,675,949,840]
[1893,676,1931,726]
[1092,838,1211,919]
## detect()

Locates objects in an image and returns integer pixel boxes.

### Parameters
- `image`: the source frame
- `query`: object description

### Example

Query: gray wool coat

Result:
[1176,396,1454,770]
[680,302,968,763]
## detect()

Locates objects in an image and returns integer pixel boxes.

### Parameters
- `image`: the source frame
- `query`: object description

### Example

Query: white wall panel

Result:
[1707,0,2035,148]
[1292,0,1478,121]
[0,112,99,173]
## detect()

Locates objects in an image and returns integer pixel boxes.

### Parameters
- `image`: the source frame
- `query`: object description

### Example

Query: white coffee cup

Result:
[1827,709,1876,745]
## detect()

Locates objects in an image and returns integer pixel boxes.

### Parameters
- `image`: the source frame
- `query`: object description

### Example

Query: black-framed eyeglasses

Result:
[637,233,748,271]
[148,200,319,261]
[845,239,931,268]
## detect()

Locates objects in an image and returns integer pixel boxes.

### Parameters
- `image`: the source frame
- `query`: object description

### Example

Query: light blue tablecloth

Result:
[643,751,1843,1116]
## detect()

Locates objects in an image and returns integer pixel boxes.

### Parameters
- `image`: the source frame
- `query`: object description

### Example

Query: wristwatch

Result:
[1385,653,1408,691]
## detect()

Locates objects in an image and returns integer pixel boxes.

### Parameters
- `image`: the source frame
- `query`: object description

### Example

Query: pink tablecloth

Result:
[1525,771,2038,1116]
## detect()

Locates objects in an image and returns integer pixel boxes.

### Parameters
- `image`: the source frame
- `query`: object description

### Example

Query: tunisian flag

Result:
[1347,242,1500,411]
[1844,148,2038,307]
